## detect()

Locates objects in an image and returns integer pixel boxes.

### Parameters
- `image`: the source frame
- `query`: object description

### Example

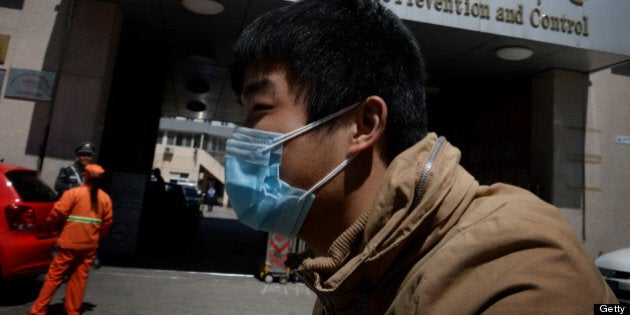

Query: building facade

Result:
[153,117,233,206]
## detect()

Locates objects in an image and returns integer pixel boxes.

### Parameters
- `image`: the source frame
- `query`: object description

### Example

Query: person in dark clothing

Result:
[54,142,96,196]
[151,167,166,187]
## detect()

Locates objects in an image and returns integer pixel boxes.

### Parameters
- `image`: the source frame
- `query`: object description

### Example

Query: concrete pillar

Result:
[39,0,122,185]
[531,69,588,239]
[583,64,630,257]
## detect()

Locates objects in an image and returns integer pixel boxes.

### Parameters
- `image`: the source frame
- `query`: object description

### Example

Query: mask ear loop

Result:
[257,102,361,153]
[299,155,356,201]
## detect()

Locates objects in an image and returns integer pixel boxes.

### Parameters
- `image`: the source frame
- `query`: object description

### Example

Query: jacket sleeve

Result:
[54,167,72,195]
[99,197,114,238]
[45,208,67,232]
[409,215,619,315]
[100,218,112,238]
[47,190,74,232]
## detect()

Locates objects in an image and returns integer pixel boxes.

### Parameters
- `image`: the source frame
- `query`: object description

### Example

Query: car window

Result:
[6,171,58,202]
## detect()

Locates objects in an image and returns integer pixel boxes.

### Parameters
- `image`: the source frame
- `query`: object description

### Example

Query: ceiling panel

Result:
[408,21,497,54]
[115,0,629,124]
[164,10,243,39]
[530,49,630,73]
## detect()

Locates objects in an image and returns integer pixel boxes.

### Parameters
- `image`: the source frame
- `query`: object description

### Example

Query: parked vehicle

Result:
[163,182,188,211]
[163,183,201,238]
[0,162,58,281]
[182,186,201,210]
[596,247,630,305]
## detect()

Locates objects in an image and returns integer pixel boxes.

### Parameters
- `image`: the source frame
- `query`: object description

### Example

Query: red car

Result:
[0,162,58,280]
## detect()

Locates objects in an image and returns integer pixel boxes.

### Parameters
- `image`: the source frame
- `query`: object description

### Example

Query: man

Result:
[224,0,618,314]
[206,184,217,211]
[55,142,96,195]
[28,164,113,315]
[54,141,102,269]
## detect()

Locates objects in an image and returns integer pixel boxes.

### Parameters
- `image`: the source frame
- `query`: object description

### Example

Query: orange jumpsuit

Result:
[30,185,113,315]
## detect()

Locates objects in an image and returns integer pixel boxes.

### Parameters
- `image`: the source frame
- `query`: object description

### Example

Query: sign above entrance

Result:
[379,0,630,56]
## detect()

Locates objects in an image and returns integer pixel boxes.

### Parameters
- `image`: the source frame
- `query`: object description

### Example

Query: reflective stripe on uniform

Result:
[67,215,102,224]
[70,165,84,185]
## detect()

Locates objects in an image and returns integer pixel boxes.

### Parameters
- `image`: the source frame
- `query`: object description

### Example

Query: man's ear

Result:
[348,96,387,156]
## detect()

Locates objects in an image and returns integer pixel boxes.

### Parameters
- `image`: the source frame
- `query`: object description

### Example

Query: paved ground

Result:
[0,207,316,314]
[0,267,315,315]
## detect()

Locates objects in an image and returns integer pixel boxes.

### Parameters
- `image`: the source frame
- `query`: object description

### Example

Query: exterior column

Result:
[583,64,630,256]
[40,0,122,184]
[531,69,588,239]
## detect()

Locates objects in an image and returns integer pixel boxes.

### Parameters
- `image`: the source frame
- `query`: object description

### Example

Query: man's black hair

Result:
[230,0,427,162]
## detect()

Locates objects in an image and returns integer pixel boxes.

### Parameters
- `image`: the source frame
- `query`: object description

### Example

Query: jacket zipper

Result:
[411,136,446,208]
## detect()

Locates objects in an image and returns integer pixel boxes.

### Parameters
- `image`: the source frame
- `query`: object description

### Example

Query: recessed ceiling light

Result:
[182,0,224,15]
[494,46,534,61]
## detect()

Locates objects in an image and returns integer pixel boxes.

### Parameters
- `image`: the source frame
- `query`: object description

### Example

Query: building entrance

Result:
[426,76,540,197]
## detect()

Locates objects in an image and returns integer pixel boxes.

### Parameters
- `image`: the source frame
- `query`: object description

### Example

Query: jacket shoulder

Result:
[459,183,569,232]
[398,183,616,313]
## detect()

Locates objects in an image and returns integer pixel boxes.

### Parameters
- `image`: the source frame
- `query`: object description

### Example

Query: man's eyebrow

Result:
[241,78,274,101]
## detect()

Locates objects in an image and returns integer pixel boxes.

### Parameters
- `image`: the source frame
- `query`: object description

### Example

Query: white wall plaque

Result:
[615,135,630,145]
[5,68,56,101]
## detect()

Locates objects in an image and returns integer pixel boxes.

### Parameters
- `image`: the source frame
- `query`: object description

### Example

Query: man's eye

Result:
[244,104,272,127]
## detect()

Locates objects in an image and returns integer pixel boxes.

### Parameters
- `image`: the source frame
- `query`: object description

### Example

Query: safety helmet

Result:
[83,164,105,179]
[75,142,96,156]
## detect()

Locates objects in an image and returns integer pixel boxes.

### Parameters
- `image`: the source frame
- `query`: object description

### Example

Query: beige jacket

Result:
[287,133,618,314]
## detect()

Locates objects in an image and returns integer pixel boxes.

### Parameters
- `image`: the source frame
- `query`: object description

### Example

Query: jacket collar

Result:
[289,133,478,308]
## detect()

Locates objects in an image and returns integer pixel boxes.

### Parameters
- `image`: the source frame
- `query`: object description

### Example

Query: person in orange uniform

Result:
[27,164,113,315]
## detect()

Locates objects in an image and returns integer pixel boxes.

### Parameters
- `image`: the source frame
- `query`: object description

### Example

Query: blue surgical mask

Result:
[224,103,359,237]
